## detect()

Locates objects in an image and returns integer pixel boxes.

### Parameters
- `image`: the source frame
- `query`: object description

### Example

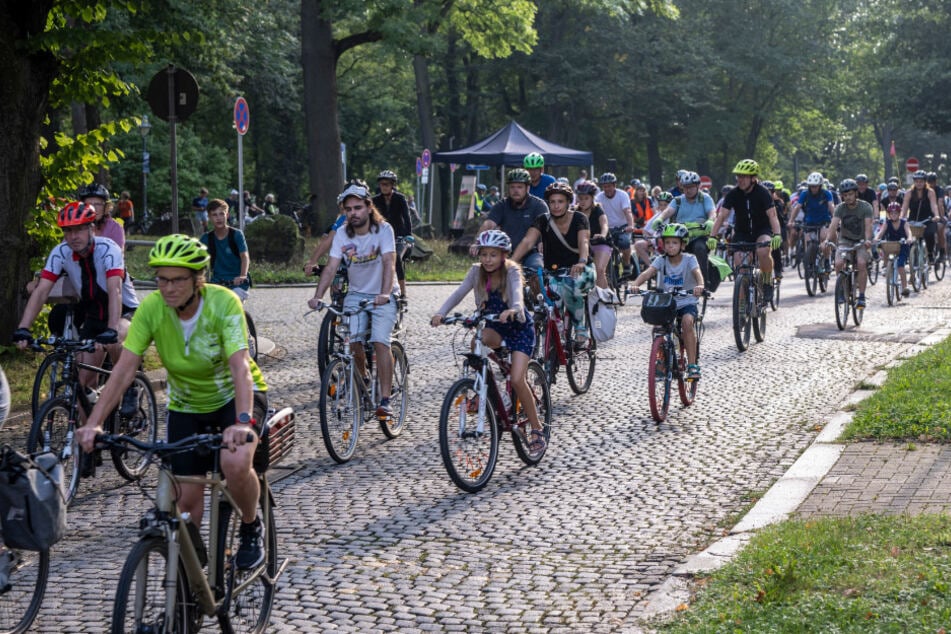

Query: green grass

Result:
[655,514,951,633]
[842,335,951,442]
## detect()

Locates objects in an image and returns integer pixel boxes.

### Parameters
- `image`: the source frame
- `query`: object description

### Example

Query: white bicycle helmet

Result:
[805,172,824,187]
[681,171,701,186]
[475,229,512,253]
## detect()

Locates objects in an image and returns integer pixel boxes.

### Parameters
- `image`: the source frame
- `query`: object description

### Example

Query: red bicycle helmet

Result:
[57,201,97,228]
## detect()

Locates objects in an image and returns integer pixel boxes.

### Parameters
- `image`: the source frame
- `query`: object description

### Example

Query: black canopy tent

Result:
[433,121,593,169]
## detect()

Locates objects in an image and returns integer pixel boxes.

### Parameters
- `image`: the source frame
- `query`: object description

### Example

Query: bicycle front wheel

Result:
[319,358,361,463]
[565,314,596,395]
[677,336,698,407]
[245,311,258,362]
[647,337,672,423]
[111,537,194,634]
[752,282,766,343]
[0,548,49,634]
[834,273,849,330]
[316,311,341,379]
[732,274,752,351]
[438,378,499,493]
[513,360,552,466]
[607,253,625,305]
[216,487,277,633]
[27,397,81,505]
[379,341,409,439]
[868,251,880,285]
[110,372,159,481]
[910,246,922,292]
[885,260,896,306]
[804,244,817,296]
[30,351,67,419]
[769,277,780,311]
[934,249,946,281]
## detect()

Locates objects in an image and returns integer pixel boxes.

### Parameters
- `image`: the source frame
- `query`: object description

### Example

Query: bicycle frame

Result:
[452,315,520,433]
[536,269,570,371]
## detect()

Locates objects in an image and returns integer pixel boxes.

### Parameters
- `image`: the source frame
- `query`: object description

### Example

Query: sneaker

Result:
[686,364,701,380]
[236,517,264,570]
[120,384,139,417]
[902,286,911,297]
[856,295,866,309]
[376,398,393,419]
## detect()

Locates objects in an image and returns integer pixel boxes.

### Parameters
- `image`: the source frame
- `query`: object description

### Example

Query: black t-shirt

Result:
[533,211,590,270]
[722,183,775,234]
[857,188,877,206]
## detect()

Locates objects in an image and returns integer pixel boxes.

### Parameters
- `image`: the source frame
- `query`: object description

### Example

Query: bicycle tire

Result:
[921,247,929,289]
[379,341,409,439]
[111,537,194,634]
[512,360,552,465]
[867,251,879,285]
[676,334,698,407]
[885,260,896,306]
[0,548,49,634]
[732,274,752,352]
[769,277,780,311]
[852,280,864,326]
[934,249,946,281]
[834,273,850,330]
[818,253,830,293]
[319,358,361,463]
[647,336,672,423]
[215,489,278,633]
[30,351,67,420]
[245,311,258,362]
[608,252,626,306]
[911,245,922,292]
[752,280,766,343]
[316,312,341,380]
[565,310,596,395]
[543,326,559,387]
[27,397,81,505]
[438,377,499,493]
[109,372,159,481]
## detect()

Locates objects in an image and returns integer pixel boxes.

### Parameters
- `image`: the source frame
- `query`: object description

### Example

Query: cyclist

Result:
[763,181,787,279]
[595,172,636,277]
[76,234,269,569]
[474,168,549,272]
[430,230,545,453]
[873,201,913,297]
[825,179,874,308]
[855,174,879,215]
[631,223,705,379]
[13,201,140,414]
[573,180,611,288]
[79,183,125,252]
[304,197,348,275]
[901,170,942,263]
[373,170,414,299]
[308,181,399,418]
[789,171,835,269]
[708,159,782,297]
[880,181,903,212]
[524,152,556,200]
[925,171,947,263]
[649,171,716,290]
[200,199,251,299]
[512,181,595,347]
[191,187,210,234]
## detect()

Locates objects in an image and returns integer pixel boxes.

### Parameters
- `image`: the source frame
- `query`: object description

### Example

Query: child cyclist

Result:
[430,230,546,453]
[631,223,705,379]
[874,201,914,297]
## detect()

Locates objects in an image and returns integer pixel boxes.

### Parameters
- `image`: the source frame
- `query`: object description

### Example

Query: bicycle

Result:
[606,225,634,304]
[437,311,552,493]
[533,268,596,394]
[929,219,946,282]
[97,408,294,633]
[878,239,906,306]
[802,224,832,297]
[311,263,349,379]
[216,280,259,362]
[634,288,710,423]
[312,299,409,463]
[867,223,882,286]
[29,298,83,419]
[907,222,930,292]
[832,245,865,330]
[726,241,771,352]
[26,336,159,504]
[0,447,51,634]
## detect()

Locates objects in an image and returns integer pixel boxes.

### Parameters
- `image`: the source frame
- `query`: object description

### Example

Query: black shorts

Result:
[166,392,268,475]
[48,303,137,338]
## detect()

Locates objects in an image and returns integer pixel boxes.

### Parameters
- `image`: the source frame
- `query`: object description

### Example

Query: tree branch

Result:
[334,30,383,59]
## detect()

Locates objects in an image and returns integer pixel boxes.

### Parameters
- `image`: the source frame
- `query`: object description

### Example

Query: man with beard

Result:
[473,168,549,272]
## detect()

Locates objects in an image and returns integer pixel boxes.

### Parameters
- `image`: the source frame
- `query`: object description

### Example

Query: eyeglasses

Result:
[155,275,193,287]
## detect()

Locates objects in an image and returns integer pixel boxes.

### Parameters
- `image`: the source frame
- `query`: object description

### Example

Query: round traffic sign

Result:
[234,97,250,136]
[421,149,432,169]
[699,175,713,189]
[906,157,919,172]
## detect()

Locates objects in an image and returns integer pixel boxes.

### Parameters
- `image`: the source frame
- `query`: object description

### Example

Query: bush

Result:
[244,215,304,263]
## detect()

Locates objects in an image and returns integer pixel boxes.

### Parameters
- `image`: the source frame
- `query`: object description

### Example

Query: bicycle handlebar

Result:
[440,311,512,328]
[95,431,255,455]
[27,336,97,354]
[305,297,377,318]
[630,288,711,299]
[724,240,772,251]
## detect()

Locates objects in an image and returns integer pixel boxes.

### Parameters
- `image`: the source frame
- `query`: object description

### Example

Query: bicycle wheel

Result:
[769,277,780,311]
[934,248,946,281]
[607,252,626,306]
[676,335,698,407]
[867,251,879,285]
[245,311,258,362]
[920,247,929,289]
[834,273,849,330]
[565,312,596,395]
[885,260,896,306]
[910,245,922,292]
[732,274,752,352]
[0,548,49,634]
[316,312,341,380]
[543,327,559,387]
[27,397,81,505]
[319,358,361,463]
[438,378,499,493]
[111,537,195,634]
[215,489,277,633]
[647,337,672,423]
[818,253,830,293]
[110,372,159,481]
[752,281,766,343]
[30,351,67,419]
[852,278,864,326]
[804,244,817,296]
[512,360,552,465]
[795,239,805,278]
[379,341,408,439]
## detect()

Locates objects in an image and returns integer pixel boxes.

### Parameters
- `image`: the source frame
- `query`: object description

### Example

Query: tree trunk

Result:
[413,53,442,232]
[0,1,58,343]
[301,0,342,232]
[646,121,662,187]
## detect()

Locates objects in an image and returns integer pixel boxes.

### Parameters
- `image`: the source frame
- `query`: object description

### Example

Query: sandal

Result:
[528,429,547,453]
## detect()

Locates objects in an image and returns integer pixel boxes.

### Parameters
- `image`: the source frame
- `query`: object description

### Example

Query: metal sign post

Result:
[234,97,250,230]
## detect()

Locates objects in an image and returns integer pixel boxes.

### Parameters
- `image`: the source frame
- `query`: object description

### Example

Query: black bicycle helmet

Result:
[78,183,110,201]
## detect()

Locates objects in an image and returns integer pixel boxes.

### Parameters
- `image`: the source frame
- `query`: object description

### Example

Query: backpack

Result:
[204,228,252,287]
[587,287,619,342]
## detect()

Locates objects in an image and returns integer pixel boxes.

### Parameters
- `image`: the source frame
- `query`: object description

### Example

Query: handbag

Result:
[640,292,677,325]
[0,447,67,551]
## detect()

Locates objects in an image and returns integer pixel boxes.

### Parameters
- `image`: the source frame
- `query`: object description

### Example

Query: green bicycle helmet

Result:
[507,168,531,184]
[732,159,759,176]
[656,191,673,202]
[149,234,210,270]
[523,152,545,169]
[661,223,689,241]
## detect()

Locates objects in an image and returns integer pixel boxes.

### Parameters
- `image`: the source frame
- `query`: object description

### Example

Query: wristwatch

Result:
[236,412,254,426]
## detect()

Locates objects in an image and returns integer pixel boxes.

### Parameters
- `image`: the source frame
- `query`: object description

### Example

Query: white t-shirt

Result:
[595,190,631,228]
[330,221,399,296]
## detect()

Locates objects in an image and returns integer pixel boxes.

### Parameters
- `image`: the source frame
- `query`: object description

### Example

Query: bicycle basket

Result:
[640,292,677,325]
[252,408,296,473]
[909,224,926,238]
[0,447,66,551]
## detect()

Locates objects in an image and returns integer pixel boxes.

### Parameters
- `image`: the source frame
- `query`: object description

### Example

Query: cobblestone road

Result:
[8,268,951,633]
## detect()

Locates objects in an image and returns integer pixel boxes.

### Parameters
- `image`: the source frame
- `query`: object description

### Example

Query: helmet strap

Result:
[177,289,198,312]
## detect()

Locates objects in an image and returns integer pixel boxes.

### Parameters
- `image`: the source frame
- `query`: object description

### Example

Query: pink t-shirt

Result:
[97,217,125,250]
